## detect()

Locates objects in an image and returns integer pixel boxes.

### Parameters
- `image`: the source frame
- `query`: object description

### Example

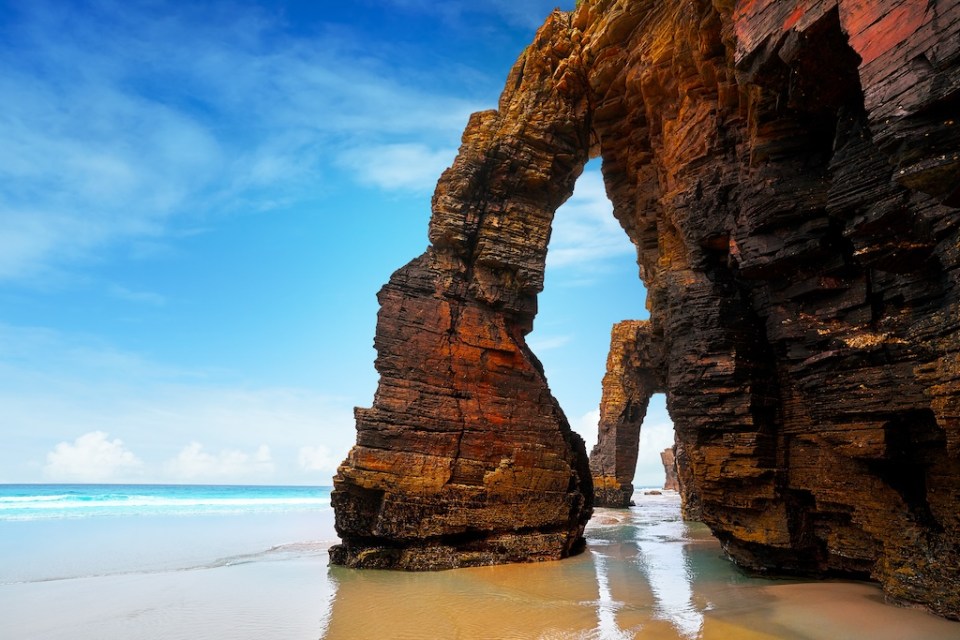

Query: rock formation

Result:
[661,447,680,491]
[329,15,594,570]
[333,0,960,618]
[589,320,665,506]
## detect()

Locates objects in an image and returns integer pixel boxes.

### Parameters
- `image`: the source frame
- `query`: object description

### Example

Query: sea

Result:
[1,484,957,640]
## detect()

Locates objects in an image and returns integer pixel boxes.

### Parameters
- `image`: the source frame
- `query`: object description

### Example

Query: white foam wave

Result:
[0,496,331,510]
[0,494,72,503]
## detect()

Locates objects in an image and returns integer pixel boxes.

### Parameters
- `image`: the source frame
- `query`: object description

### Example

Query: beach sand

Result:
[2,493,958,639]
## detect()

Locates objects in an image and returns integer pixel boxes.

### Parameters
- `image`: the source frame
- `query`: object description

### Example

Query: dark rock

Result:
[330,11,594,570]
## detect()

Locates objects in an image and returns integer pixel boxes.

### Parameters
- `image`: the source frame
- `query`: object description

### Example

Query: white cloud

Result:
[548,168,637,271]
[166,443,274,481]
[338,143,457,192]
[526,334,573,353]
[44,431,143,481]
[0,323,359,484]
[573,409,601,450]
[108,285,167,306]
[298,445,341,474]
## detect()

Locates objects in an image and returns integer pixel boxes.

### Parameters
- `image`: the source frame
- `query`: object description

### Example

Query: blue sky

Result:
[0,0,671,486]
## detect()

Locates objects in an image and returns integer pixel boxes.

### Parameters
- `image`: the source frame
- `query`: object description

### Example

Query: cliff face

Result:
[332,0,960,617]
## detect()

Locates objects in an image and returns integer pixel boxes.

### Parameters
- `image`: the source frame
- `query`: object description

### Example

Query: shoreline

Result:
[2,493,958,639]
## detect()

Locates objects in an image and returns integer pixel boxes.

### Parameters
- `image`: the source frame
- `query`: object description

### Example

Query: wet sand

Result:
[322,497,960,639]
[2,494,958,639]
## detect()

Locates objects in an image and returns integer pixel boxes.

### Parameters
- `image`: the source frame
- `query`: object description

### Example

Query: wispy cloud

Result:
[108,285,167,307]
[338,143,457,192]
[0,0,481,286]
[527,334,573,353]
[548,168,637,273]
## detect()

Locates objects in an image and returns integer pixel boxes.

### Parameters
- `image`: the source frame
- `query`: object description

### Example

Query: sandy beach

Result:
[2,491,957,640]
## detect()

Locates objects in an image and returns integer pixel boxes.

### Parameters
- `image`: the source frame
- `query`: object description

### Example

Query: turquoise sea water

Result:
[0,484,331,521]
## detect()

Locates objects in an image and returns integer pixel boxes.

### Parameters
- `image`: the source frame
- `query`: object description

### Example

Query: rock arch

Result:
[330,12,596,570]
[588,320,666,507]
[332,0,960,619]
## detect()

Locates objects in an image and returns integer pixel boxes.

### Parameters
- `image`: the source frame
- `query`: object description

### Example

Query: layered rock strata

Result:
[589,320,665,506]
[332,0,960,618]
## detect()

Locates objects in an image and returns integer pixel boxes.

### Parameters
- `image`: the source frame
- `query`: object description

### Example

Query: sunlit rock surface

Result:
[333,0,960,617]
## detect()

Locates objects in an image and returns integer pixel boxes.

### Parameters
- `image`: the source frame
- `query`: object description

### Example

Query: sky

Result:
[0,0,673,487]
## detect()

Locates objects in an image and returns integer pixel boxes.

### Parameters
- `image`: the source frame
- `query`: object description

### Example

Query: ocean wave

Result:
[0,494,73,503]
[0,486,333,520]
[0,496,331,510]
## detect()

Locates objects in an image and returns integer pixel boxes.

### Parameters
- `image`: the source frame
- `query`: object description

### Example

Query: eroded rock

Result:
[589,320,665,507]
[661,447,680,491]
[330,12,594,570]
[333,0,960,618]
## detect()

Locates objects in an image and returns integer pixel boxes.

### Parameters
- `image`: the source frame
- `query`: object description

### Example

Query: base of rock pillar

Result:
[329,530,587,571]
[592,481,634,508]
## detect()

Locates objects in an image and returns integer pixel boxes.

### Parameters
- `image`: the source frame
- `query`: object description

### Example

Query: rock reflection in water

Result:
[635,514,703,638]
[320,494,960,639]
[590,550,634,640]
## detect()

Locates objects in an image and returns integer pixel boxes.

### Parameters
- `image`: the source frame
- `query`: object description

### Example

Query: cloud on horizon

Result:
[165,443,274,481]
[44,431,144,482]
[0,323,357,484]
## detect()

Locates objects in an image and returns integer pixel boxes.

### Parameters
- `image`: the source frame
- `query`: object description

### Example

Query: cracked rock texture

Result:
[333,0,960,617]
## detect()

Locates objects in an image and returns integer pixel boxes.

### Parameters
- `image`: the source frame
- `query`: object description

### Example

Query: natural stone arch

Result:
[330,12,596,570]
[331,0,960,619]
[588,320,666,507]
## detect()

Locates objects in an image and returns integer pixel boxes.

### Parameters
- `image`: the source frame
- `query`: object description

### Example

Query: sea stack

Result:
[332,0,960,619]
[661,447,680,492]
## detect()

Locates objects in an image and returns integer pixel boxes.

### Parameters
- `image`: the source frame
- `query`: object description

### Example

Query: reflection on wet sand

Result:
[635,513,703,637]
[320,493,960,640]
